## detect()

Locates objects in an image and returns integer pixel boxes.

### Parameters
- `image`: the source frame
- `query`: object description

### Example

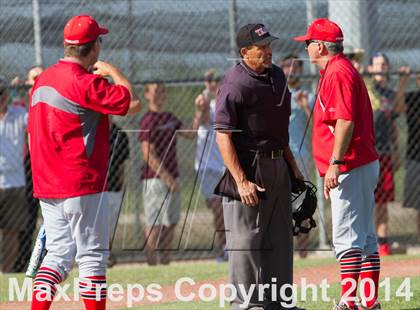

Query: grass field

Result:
[126,276,420,310]
[1,254,419,309]
[1,251,342,300]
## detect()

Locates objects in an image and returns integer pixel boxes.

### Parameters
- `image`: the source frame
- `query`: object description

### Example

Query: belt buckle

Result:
[271,150,280,159]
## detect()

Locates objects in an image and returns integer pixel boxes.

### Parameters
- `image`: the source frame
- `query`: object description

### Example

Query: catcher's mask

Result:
[291,180,317,236]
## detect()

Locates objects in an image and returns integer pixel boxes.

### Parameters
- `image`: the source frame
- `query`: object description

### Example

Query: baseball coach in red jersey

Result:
[294,18,380,310]
[28,15,140,310]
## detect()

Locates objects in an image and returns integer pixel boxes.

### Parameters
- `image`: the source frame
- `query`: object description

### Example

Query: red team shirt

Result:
[312,53,378,176]
[28,60,131,198]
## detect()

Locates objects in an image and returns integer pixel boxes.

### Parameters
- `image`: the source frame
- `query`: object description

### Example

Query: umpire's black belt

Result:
[251,149,284,159]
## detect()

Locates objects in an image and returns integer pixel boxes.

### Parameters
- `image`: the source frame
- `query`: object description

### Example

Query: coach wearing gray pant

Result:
[214,24,305,310]
[294,19,380,310]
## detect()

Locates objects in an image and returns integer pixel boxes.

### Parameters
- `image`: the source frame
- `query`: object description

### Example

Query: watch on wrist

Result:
[330,156,346,166]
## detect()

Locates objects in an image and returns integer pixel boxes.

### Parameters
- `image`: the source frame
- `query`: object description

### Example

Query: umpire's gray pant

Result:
[223,157,293,309]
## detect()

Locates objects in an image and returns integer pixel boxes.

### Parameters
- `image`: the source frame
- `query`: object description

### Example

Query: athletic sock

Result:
[79,275,107,310]
[31,265,63,310]
[339,249,362,308]
[360,252,380,308]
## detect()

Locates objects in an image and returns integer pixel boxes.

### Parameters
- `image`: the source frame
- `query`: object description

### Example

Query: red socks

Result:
[31,269,107,310]
[339,250,381,308]
[79,275,107,310]
[340,249,362,308]
[360,252,380,308]
[31,266,63,310]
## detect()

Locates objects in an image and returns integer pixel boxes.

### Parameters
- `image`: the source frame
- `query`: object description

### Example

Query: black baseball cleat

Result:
[332,303,357,310]
[333,300,381,310]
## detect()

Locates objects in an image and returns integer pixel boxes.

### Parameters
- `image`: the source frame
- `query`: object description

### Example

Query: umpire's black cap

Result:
[236,24,278,48]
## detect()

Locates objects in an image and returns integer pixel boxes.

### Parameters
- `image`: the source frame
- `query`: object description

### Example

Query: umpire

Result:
[214,24,305,310]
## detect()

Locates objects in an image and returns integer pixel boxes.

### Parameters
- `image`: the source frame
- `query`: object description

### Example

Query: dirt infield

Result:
[2,257,419,310]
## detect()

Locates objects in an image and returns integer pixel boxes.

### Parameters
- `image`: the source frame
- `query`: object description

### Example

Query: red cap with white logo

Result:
[64,15,108,45]
[294,18,343,43]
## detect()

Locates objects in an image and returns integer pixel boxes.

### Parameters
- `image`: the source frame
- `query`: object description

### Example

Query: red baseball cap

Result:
[64,15,108,45]
[294,18,343,43]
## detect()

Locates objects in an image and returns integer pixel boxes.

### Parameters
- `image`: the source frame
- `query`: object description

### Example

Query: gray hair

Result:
[320,41,344,55]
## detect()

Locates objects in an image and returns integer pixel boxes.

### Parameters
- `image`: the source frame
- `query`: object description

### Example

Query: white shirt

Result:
[0,106,27,188]
[195,99,224,173]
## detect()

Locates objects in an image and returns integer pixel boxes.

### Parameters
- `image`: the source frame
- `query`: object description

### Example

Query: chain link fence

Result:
[0,0,419,272]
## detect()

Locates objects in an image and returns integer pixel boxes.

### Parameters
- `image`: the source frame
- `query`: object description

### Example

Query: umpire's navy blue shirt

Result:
[214,62,291,152]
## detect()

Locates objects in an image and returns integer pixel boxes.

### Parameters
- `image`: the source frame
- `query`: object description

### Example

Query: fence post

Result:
[328,0,373,61]
[228,0,237,60]
[32,0,43,66]
[127,0,134,80]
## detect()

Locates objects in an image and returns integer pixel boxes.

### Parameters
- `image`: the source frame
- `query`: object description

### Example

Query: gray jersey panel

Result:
[31,85,101,158]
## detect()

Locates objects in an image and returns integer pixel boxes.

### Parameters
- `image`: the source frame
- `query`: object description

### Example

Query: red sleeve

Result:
[84,76,131,115]
[322,72,355,125]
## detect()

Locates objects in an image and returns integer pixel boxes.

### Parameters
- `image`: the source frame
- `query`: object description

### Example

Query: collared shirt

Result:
[214,62,291,152]
[28,60,131,198]
[312,53,378,176]
[0,106,27,189]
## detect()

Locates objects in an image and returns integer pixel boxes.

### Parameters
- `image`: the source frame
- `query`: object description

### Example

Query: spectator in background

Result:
[26,66,44,88]
[398,73,420,241]
[279,54,314,259]
[11,66,44,110]
[344,46,365,74]
[9,76,26,107]
[279,54,313,176]
[194,69,226,262]
[0,76,29,272]
[107,117,130,267]
[139,82,205,265]
[367,52,410,256]
[9,65,43,108]
[14,66,44,271]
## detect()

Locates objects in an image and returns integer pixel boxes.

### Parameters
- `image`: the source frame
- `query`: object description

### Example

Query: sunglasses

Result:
[305,40,319,50]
